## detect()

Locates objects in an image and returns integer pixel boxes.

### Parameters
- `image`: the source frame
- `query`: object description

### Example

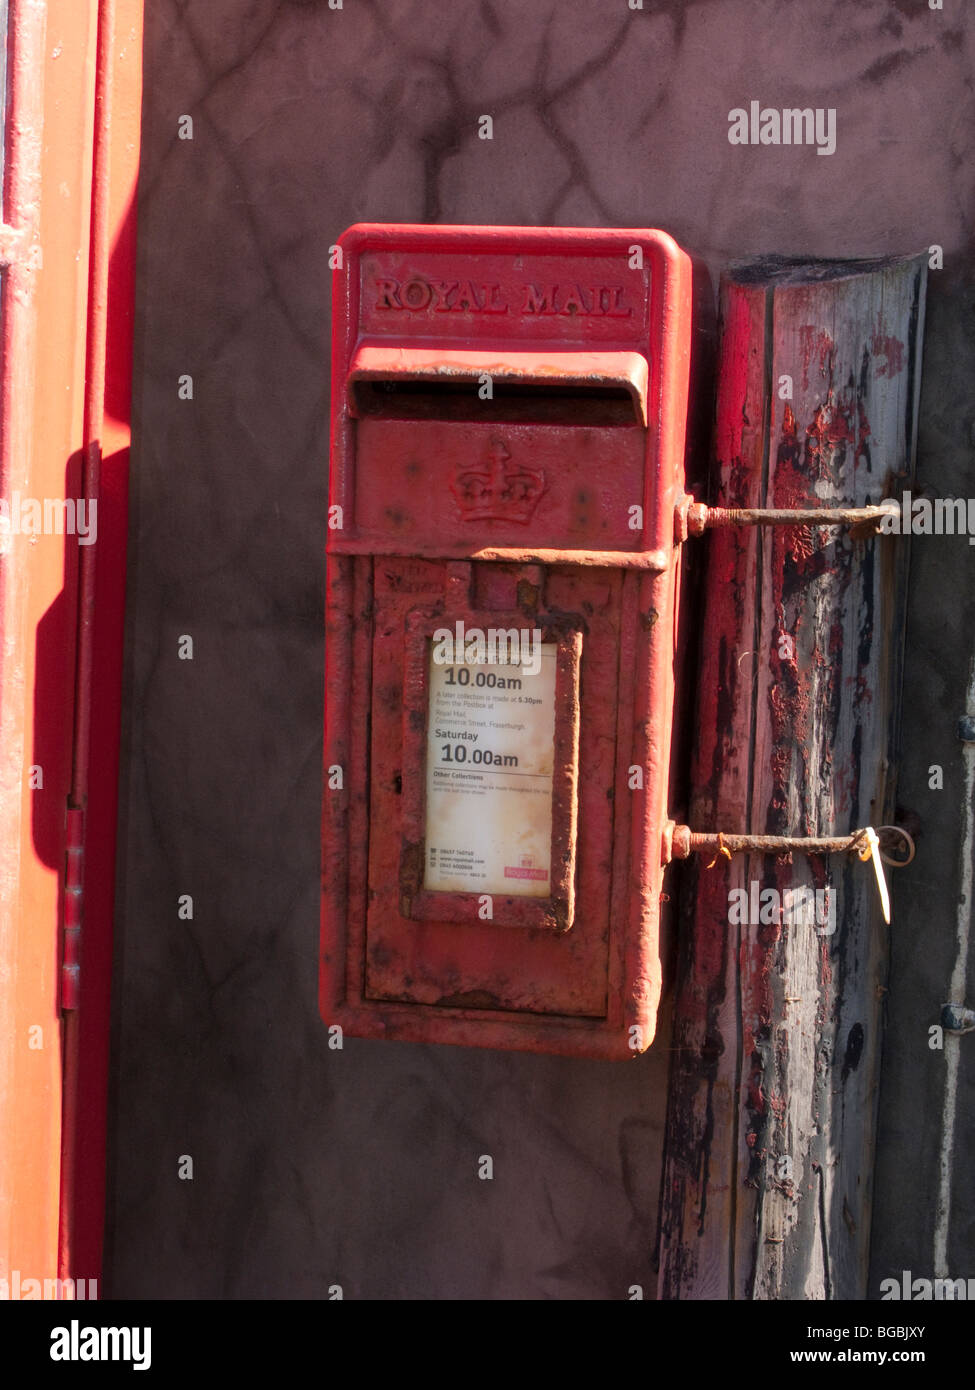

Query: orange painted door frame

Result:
[0,0,142,1296]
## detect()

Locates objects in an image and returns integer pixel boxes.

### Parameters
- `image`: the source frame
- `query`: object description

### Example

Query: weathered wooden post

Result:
[658,253,927,1300]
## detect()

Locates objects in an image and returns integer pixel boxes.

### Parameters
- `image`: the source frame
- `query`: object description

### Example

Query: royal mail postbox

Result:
[321,224,692,1058]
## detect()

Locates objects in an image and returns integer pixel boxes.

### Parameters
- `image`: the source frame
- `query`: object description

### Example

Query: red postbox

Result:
[321,224,692,1058]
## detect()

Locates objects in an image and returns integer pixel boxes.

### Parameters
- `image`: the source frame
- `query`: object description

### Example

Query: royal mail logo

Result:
[504,855,548,883]
[375,277,632,318]
[452,438,544,524]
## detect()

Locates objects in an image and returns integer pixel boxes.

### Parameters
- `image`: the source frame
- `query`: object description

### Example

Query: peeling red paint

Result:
[871,321,905,378]
[799,325,835,393]
[715,287,755,465]
[661,257,924,1301]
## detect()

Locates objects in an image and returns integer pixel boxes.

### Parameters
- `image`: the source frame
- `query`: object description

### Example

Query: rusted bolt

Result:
[674,496,709,543]
[667,824,915,865]
[686,502,710,537]
[676,498,900,537]
[666,821,691,861]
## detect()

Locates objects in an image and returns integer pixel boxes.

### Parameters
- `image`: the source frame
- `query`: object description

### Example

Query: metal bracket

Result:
[667,823,915,867]
[675,496,899,544]
[665,823,914,924]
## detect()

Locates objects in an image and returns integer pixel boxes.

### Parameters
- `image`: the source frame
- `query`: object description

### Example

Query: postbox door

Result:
[363,557,636,1021]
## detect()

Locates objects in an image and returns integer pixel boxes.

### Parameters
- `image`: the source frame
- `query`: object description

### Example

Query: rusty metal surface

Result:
[321,222,693,1057]
[329,536,672,570]
[676,495,900,541]
[340,417,649,554]
[693,502,899,532]
[669,823,915,862]
[366,559,607,1011]
[348,344,650,425]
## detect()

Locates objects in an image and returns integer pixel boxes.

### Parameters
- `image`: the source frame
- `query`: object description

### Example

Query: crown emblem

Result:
[452,438,545,525]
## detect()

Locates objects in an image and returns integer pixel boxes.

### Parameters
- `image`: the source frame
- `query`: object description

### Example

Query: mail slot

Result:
[321,223,692,1058]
